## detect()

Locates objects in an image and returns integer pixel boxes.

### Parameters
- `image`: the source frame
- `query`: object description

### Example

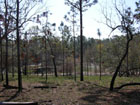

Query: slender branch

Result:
[66,0,80,10]
[108,25,122,36]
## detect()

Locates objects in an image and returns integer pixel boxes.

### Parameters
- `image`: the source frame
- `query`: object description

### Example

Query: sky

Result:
[35,0,138,39]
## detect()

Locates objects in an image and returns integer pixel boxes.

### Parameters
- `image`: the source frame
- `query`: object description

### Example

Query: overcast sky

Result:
[37,0,137,39]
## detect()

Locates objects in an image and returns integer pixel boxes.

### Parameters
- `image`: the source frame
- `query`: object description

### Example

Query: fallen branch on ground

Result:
[0,102,38,105]
[115,83,140,90]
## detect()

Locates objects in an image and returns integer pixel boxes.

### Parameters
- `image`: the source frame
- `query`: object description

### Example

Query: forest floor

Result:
[0,75,140,105]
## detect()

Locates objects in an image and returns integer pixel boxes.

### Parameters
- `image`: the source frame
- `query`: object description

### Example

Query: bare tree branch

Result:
[65,0,80,10]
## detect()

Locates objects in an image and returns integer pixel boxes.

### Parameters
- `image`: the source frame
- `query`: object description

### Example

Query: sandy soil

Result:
[0,81,140,105]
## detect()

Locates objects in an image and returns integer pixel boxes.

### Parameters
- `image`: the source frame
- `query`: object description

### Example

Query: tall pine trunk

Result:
[72,7,76,81]
[62,39,65,76]
[45,38,48,81]
[12,35,14,77]
[0,30,3,81]
[99,38,101,80]
[5,0,9,87]
[16,0,22,92]
[24,32,28,76]
[80,0,84,81]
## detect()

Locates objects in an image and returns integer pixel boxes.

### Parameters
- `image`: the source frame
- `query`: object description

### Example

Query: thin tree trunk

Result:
[0,30,3,81]
[12,35,14,77]
[5,35,8,85]
[46,35,57,77]
[24,33,28,76]
[24,56,27,75]
[99,37,101,80]
[90,63,92,76]
[62,40,65,76]
[36,61,38,76]
[80,0,84,81]
[126,48,129,77]
[45,39,48,81]
[74,36,76,81]
[52,57,57,77]
[41,59,44,77]
[66,57,68,76]
[126,51,129,77]
[72,7,76,81]
[16,0,22,92]
[86,61,89,76]
[5,0,9,87]
[45,56,48,81]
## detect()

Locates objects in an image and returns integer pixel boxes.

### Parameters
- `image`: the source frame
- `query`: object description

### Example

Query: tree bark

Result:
[45,38,48,81]
[16,0,22,92]
[99,37,101,80]
[12,35,14,77]
[62,39,65,76]
[5,0,9,87]
[0,28,3,81]
[86,61,89,76]
[72,7,76,81]
[80,0,84,81]
[24,33,28,76]
[74,35,76,81]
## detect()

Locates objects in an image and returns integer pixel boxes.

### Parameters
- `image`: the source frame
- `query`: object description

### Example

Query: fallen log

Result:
[34,86,57,89]
[115,83,140,90]
[0,102,38,105]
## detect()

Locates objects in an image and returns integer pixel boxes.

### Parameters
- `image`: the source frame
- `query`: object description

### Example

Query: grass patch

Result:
[4,74,140,88]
